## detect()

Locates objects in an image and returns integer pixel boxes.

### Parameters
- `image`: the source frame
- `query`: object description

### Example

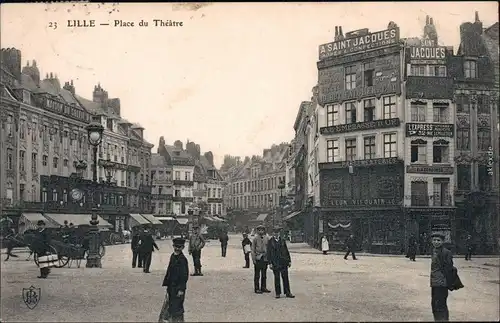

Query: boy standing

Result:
[188,226,205,276]
[242,233,252,268]
[430,232,453,322]
[159,238,189,323]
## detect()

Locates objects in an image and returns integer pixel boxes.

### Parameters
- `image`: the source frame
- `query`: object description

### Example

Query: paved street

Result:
[1,235,499,322]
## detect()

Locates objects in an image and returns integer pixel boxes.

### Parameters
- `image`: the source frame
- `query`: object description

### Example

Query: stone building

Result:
[315,23,405,253]
[403,16,457,248]
[151,152,173,215]
[0,48,153,230]
[451,13,499,254]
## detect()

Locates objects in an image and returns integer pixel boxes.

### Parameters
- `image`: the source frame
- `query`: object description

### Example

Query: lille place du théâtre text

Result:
[67,19,183,28]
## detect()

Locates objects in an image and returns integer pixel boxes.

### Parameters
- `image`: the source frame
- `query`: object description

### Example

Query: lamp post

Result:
[268,194,274,227]
[101,158,116,184]
[85,122,104,268]
[278,179,286,227]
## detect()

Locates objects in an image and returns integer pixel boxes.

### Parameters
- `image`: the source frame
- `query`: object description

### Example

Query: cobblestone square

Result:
[1,236,499,322]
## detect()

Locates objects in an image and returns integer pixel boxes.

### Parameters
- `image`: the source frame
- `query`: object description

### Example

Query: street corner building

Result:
[0,48,156,231]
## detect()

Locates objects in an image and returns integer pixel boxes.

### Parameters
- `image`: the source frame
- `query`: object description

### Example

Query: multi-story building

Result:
[151,152,173,215]
[0,48,153,230]
[315,22,405,253]
[403,16,457,248]
[451,13,499,254]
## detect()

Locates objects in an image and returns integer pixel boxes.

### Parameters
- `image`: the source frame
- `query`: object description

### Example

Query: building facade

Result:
[403,16,457,248]
[316,23,405,253]
[0,48,153,230]
[151,153,173,216]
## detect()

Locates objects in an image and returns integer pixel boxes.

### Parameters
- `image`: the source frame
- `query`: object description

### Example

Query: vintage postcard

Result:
[0,2,498,322]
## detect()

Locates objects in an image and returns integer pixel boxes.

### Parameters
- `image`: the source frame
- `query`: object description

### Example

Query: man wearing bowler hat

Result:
[34,220,52,278]
[251,225,271,293]
[267,226,295,299]
[430,232,453,322]
[159,237,189,322]
[188,225,205,276]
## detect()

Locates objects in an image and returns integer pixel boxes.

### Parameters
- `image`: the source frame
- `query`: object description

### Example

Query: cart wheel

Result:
[99,244,106,257]
[55,254,70,268]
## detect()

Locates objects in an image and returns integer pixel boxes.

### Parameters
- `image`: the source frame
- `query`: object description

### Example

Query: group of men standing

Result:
[131,227,159,273]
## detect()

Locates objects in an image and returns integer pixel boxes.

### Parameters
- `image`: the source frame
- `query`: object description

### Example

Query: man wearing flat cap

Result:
[267,226,294,298]
[159,237,189,322]
[188,225,205,276]
[251,225,271,293]
[430,232,453,321]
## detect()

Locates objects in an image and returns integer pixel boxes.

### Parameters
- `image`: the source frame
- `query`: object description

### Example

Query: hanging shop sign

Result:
[406,123,454,137]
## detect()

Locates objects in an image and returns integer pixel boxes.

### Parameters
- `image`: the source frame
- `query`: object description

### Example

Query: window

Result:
[433,103,449,123]
[456,128,470,151]
[478,165,492,191]
[32,123,37,141]
[106,118,113,131]
[19,120,25,140]
[410,102,426,122]
[477,95,490,114]
[432,140,449,163]
[63,159,69,167]
[32,153,37,172]
[411,139,427,163]
[53,157,59,169]
[478,128,491,151]
[42,188,48,202]
[383,133,397,158]
[364,136,376,159]
[42,155,48,166]
[345,102,357,124]
[158,186,163,195]
[363,63,374,87]
[326,104,339,126]
[429,65,447,77]
[175,171,180,180]
[345,138,357,161]
[19,150,25,172]
[464,60,477,79]
[363,99,375,122]
[411,65,426,76]
[52,189,58,202]
[217,188,221,198]
[345,65,356,90]
[326,140,339,162]
[455,95,470,113]
[185,172,191,181]
[6,148,13,170]
[174,189,181,197]
[432,179,451,206]
[383,96,397,120]
[411,181,429,206]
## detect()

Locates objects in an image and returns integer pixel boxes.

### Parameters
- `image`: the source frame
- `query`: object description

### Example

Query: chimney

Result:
[335,26,338,38]
[1,48,22,80]
[93,82,108,103]
[63,79,75,95]
[339,26,343,38]
[173,140,183,150]
[204,151,214,166]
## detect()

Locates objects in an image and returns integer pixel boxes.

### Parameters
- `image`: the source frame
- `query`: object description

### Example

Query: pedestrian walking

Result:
[430,232,453,322]
[465,234,473,261]
[34,220,52,279]
[251,225,270,294]
[321,235,329,255]
[242,233,252,268]
[407,234,417,261]
[267,226,295,299]
[140,228,160,273]
[188,226,205,276]
[131,229,143,268]
[219,231,229,257]
[159,238,189,323]
[343,234,357,260]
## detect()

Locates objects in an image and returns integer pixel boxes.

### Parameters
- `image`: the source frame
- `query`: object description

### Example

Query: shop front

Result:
[405,207,456,251]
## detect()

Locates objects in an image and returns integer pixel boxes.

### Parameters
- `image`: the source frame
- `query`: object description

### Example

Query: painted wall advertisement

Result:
[318,54,401,105]
[406,123,454,137]
[319,28,400,60]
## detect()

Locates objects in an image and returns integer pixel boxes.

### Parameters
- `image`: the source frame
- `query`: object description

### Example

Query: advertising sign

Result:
[409,46,447,64]
[320,118,400,135]
[319,28,400,60]
[406,123,454,137]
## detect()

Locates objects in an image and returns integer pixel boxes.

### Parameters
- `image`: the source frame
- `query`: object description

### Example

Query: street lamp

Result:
[101,158,116,184]
[278,179,286,227]
[85,122,104,268]
[74,160,88,178]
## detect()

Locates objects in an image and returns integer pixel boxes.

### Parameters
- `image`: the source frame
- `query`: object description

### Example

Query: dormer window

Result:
[464,60,477,79]
[106,118,113,131]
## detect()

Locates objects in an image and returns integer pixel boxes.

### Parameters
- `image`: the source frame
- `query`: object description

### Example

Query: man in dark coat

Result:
[188,226,205,276]
[139,228,159,273]
[159,238,189,322]
[407,234,417,261]
[242,233,252,268]
[267,226,295,299]
[131,228,143,268]
[219,231,229,257]
[34,220,52,278]
[464,234,473,261]
[344,234,357,260]
[430,232,453,322]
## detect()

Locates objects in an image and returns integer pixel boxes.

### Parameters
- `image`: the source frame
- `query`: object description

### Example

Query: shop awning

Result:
[129,214,151,227]
[141,214,163,225]
[176,218,189,225]
[283,211,302,221]
[19,213,58,231]
[213,216,227,222]
[156,216,175,221]
[44,213,112,228]
[327,222,351,229]
[254,213,268,222]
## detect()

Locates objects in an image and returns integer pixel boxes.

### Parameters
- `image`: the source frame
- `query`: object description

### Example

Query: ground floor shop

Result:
[405,207,456,252]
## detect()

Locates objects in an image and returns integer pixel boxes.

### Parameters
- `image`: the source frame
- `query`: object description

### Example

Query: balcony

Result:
[173,180,194,187]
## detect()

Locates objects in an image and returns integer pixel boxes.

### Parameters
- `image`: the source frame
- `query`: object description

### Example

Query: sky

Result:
[1,2,498,167]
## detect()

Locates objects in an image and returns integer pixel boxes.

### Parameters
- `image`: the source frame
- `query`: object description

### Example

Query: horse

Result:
[3,230,38,261]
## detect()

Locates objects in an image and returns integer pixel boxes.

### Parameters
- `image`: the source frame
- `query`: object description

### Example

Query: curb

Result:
[288,249,498,258]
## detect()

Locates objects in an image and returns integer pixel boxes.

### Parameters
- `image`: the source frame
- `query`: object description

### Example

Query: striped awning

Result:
[141,214,163,225]
[155,217,175,221]
[19,213,58,232]
[44,213,112,228]
[129,214,150,227]
[176,218,189,225]
[284,211,302,221]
